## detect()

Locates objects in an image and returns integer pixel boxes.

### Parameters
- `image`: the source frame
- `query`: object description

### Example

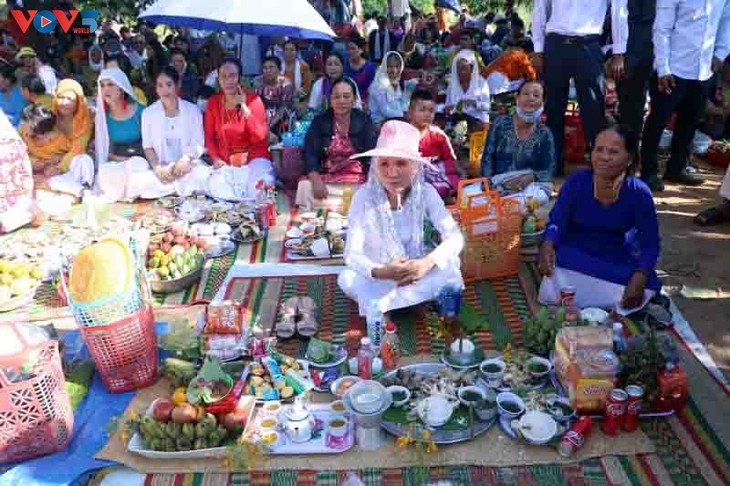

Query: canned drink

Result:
[603,388,628,436]
[560,286,576,306]
[623,385,644,432]
[558,416,592,457]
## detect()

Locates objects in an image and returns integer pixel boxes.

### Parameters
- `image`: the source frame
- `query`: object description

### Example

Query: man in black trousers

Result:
[640,0,730,191]
[618,0,656,140]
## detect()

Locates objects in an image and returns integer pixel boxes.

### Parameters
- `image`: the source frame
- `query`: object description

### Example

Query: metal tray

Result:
[379,362,497,444]
[0,284,40,313]
[149,265,204,294]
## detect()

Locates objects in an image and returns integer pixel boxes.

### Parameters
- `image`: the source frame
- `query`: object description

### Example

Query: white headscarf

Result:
[361,155,427,262]
[94,68,140,165]
[446,50,484,105]
[374,51,404,92]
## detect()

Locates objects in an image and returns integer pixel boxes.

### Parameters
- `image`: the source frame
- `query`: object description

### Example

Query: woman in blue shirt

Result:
[481,80,555,183]
[538,125,661,313]
[58,68,151,202]
[0,63,28,127]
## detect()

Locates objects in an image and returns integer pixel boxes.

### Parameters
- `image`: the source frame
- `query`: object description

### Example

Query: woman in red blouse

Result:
[204,58,275,192]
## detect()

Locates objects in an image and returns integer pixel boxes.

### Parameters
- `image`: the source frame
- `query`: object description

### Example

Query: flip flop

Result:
[297,296,318,314]
[280,296,300,319]
[296,316,319,338]
[275,315,297,339]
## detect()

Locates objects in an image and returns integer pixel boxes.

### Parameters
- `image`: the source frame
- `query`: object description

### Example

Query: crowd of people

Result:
[0,0,729,319]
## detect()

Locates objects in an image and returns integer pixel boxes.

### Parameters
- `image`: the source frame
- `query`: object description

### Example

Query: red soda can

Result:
[266,200,277,226]
[623,385,644,432]
[560,286,576,306]
[603,388,628,436]
[558,416,592,457]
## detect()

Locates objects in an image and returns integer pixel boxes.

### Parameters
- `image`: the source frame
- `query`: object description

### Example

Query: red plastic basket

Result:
[707,147,730,167]
[0,323,74,463]
[80,305,158,393]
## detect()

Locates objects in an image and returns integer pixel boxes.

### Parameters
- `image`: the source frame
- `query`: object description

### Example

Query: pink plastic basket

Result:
[80,305,158,393]
[0,323,74,463]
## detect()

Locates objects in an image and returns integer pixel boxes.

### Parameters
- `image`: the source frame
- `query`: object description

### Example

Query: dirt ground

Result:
[649,159,730,380]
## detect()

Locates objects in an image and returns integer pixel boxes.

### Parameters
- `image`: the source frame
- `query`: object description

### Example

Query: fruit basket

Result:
[149,264,204,294]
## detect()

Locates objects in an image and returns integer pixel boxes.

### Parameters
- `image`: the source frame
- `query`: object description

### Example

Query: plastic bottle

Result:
[612,322,627,353]
[381,322,400,370]
[341,185,353,214]
[365,301,384,356]
[357,337,374,380]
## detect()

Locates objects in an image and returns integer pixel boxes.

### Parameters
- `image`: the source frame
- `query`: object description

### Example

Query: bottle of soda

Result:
[358,337,374,380]
[381,322,400,370]
[342,185,353,214]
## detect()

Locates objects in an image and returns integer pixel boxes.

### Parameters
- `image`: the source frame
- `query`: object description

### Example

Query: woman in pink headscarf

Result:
[338,120,464,317]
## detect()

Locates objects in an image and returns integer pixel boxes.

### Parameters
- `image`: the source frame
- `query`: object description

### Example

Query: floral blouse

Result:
[481,114,556,181]
[0,130,33,213]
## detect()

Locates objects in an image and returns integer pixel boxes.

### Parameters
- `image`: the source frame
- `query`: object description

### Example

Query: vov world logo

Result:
[10,6,99,35]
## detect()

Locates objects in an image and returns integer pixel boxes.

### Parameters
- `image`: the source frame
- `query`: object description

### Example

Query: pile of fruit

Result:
[146,227,206,281]
[522,197,546,234]
[0,260,43,304]
[135,394,249,452]
[522,307,565,356]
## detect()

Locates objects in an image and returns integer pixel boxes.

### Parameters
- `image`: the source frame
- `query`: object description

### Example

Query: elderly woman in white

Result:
[367,51,418,126]
[338,120,464,317]
[444,50,490,131]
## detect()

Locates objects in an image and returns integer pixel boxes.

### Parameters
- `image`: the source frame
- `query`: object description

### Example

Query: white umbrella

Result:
[139,0,336,40]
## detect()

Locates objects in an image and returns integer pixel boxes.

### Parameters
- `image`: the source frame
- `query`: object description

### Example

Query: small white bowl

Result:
[348,380,387,414]
[580,307,609,324]
[496,392,526,419]
[416,395,455,427]
[525,355,552,379]
[480,358,506,382]
[516,411,558,445]
[331,375,362,398]
[458,386,486,408]
[286,227,304,239]
[386,385,411,408]
[300,222,317,235]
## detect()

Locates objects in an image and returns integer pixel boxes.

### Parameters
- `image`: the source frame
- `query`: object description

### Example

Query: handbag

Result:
[110,140,144,158]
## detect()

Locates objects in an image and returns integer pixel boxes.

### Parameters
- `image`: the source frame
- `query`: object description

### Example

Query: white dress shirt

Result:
[653,0,730,81]
[531,0,629,54]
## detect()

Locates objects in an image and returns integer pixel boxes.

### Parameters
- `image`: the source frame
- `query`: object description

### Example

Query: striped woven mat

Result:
[124,270,730,486]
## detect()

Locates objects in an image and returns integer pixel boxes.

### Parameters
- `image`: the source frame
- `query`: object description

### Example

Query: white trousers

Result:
[338,263,464,316]
[538,266,655,315]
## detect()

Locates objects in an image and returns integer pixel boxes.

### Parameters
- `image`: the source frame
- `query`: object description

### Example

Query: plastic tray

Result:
[248,403,355,455]
[127,396,256,459]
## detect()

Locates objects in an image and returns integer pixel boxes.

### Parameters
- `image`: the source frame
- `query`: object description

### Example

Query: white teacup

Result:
[260,417,278,434]
[327,416,349,438]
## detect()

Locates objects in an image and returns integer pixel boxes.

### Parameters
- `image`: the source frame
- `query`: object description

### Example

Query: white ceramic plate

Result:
[284,238,303,249]
[286,227,304,239]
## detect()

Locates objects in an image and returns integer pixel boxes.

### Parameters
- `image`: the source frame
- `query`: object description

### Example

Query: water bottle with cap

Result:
[366,300,384,356]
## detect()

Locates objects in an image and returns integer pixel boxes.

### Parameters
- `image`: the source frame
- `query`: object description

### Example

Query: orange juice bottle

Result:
[341,185,353,214]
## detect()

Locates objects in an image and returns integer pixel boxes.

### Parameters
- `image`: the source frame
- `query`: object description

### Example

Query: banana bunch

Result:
[138,413,229,451]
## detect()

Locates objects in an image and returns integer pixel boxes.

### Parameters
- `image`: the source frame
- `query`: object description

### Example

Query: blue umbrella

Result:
[139,0,336,40]
[436,0,462,15]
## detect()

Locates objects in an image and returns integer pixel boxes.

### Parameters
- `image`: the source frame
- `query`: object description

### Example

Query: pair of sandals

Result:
[275,296,319,339]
